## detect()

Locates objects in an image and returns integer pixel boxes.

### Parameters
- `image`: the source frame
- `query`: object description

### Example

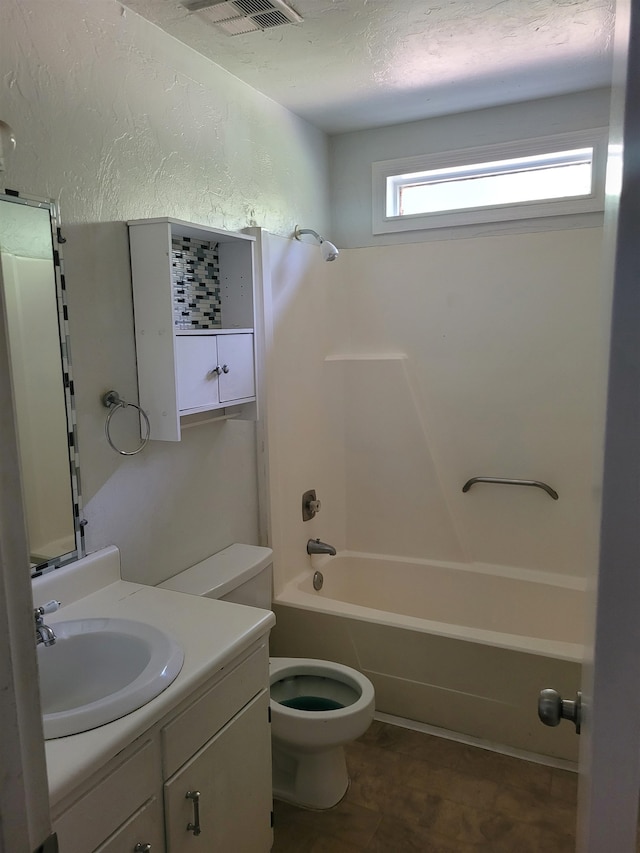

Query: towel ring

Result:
[102,390,150,456]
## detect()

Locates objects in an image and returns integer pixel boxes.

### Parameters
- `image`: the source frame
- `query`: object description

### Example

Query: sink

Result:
[38,617,184,739]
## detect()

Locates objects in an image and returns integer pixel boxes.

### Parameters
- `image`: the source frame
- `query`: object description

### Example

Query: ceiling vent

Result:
[181,0,303,35]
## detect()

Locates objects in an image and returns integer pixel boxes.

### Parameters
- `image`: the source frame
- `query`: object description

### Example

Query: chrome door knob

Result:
[538,688,582,734]
[210,365,222,376]
[221,364,230,373]
[134,844,152,852]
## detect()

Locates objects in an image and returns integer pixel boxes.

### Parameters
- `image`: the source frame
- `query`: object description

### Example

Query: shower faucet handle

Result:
[302,489,321,521]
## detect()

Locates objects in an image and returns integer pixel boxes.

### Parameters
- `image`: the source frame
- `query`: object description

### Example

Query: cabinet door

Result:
[94,796,165,853]
[175,336,219,412]
[164,690,272,853]
[217,334,255,403]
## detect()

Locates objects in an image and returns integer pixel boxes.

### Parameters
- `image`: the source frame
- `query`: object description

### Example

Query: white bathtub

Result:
[271,552,585,761]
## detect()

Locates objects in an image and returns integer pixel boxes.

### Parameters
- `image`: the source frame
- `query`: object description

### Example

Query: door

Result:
[175,334,219,412]
[217,333,255,403]
[541,2,640,849]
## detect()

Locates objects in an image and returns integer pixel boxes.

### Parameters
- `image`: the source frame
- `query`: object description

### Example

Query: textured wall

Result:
[0,0,329,584]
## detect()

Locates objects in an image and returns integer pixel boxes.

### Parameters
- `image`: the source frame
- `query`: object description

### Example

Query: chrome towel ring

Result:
[102,390,151,456]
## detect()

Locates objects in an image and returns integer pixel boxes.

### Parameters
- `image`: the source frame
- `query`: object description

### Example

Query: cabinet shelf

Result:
[128,218,257,441]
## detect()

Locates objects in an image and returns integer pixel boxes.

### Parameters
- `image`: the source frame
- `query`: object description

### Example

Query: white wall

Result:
[0,0,330,584]
[261,234,349,592]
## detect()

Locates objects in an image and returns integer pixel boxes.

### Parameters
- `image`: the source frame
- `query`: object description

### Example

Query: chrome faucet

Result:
[306,538,336,556]
[34,600,60,646]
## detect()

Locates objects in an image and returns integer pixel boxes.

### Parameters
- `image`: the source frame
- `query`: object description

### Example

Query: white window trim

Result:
[372,128,609,235]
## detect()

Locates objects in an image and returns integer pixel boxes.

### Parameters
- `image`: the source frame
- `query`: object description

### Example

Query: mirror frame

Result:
[0,188,84,577]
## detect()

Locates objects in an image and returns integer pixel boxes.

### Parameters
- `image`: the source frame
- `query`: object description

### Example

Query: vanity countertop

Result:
[34,548,275,807]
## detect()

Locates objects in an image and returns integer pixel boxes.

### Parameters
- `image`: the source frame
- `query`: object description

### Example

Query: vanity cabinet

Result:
[51,640,272,853]
[128,217,257,441]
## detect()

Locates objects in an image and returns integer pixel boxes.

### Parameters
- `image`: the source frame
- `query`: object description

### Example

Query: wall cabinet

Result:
[52,641,272,853]
[128,218,258,441]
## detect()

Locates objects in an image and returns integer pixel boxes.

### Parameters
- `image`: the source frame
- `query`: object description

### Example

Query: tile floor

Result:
[272,720,577,852]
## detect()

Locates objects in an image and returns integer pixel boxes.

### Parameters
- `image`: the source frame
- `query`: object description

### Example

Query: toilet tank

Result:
[159,544,273,609]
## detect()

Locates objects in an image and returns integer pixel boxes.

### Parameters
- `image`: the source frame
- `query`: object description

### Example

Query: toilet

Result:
[160,544,375,809]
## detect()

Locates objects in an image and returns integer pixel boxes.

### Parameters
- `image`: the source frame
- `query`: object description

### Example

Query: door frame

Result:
[577,0,640,848]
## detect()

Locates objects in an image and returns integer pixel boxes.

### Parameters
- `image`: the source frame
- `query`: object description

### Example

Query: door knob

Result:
[222,364,230,373]
[538,688,582,734]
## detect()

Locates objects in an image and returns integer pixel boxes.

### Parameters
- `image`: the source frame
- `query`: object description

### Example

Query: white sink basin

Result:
[38,617,184,739]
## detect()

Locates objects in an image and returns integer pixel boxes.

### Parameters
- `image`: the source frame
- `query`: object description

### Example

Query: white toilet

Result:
[160,544,375,809]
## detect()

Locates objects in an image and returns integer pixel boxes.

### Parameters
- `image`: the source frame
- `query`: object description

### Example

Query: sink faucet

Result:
[34,600,60,646]
[307,538,336,556]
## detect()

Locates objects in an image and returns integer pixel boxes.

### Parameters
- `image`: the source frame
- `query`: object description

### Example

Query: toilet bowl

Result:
[269,657,375,808]
[160,544,376,809]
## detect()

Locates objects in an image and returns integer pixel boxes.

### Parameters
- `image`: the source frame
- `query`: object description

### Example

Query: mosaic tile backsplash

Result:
[172,236,222,329]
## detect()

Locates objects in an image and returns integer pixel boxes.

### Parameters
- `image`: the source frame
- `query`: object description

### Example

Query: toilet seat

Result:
[270,658,371,711]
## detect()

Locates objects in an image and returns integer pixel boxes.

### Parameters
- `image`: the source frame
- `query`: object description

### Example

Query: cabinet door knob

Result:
[222,364,230,373]
[186,790,202,836]
[211,365,222,376]
[134,845,152,852]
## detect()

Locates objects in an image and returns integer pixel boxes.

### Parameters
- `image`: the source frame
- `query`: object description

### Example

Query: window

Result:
[372,129,608,235]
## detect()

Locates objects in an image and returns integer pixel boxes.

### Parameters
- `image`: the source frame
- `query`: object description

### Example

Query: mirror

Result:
[0,190,83,573]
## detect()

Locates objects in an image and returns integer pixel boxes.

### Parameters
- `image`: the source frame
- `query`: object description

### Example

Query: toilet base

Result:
[272,741,349,810]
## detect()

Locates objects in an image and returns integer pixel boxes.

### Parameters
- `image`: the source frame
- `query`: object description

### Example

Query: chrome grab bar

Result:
[462,477,559,500]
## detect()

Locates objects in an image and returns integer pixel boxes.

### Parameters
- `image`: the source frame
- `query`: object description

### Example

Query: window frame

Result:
[372,128,609,235]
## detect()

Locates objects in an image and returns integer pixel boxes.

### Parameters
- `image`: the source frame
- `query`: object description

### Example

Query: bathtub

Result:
[270,552,585,761]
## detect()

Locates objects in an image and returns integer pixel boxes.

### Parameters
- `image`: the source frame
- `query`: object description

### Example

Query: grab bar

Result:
[462,477,559,500]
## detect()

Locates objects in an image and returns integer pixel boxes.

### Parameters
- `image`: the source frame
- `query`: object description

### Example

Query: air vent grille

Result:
[181,0,302,35]
[235,0,276,13]
[254,10,290,28]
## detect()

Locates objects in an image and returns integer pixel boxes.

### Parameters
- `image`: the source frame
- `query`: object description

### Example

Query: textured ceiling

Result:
[121,0,615,134]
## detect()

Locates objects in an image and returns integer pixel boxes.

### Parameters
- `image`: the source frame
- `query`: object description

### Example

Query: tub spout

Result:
[307,538,336,556]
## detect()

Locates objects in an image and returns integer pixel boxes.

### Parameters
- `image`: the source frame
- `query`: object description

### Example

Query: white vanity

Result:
[33,547,275,853]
